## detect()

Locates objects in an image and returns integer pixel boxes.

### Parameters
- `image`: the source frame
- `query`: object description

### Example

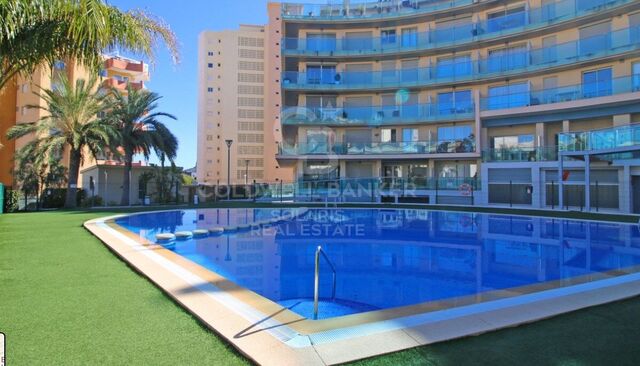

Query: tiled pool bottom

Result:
[85,208,640,365]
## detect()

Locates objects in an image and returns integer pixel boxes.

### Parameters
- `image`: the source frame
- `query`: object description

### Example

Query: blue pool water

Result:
[115,208,640,319]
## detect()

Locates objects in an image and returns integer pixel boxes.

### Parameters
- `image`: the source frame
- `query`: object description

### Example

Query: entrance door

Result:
[382,164,403,190]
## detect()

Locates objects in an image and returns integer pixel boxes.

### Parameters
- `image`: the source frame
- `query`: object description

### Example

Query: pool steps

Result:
[154,208,310,243]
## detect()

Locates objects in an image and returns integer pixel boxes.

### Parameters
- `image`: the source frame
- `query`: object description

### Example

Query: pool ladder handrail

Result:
[313,245,337,320]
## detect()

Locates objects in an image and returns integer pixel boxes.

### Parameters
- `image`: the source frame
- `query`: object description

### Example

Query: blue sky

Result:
[108,0,281,168]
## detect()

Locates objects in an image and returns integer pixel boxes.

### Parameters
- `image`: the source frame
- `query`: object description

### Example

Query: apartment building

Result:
[197,24,292,185]
[0,55,149,189]
[270,0,640,212]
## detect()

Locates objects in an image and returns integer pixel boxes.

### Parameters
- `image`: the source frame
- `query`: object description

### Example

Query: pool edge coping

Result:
[83,209,640,365]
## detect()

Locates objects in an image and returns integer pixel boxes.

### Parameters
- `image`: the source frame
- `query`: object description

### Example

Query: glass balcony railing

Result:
[559,123,640,152]
[282,25,640,90]
[278,139,476,156]
[281,102,474,126]
[480,74,640,110]
[482,146,559,162]
[282,0,630,56]
[281,0,473,21]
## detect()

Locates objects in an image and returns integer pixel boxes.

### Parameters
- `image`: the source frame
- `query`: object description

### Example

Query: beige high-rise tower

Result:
[197,23,292,185]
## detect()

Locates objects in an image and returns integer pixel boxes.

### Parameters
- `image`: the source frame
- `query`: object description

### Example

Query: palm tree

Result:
[0,0,179,90]
[108,85,177,206]
[7,74,116,208]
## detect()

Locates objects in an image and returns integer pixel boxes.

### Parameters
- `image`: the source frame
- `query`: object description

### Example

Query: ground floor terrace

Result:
[3,203,640,365]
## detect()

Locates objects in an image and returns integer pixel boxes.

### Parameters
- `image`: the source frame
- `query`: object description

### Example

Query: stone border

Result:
[84,208,640,365]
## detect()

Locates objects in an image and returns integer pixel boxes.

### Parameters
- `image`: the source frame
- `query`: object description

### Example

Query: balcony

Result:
[282,102,474,126]
[105,57,147,73]
[480,74,640,111]
[559,123,640,153]
[482,146,558,162]
[292,177,480,192]
[278,139,476,157]
[282,0,631,57]
[102,78,144,91]
[282,25,640,91]
[281,0,473,21]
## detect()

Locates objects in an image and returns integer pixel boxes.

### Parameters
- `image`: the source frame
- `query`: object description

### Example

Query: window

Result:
[633,62,640,91]
[438,125,472,142]
[53,60,65,70]
[401,59,419,83]
[631,13,640,45]
[435,161,477,178]
[207,87,214,93]
[306,65,336,84]
[306,95,337,120]
[344,63,372,85]
[434,16,473,44]
[403,128,419,142]
[401,28,418,47]
[492,135,534,149]
[306,130,330,154]
[207,51,214,56]
[345,31,372,51]
[579,22,611,56]
[488,45,528,73]
[381,128,397,142]
[99,69,108,77]
[488,82,530,109]
[582,68,612,98]
[437,125,474,152]
[112,75,129,82]
[487,6,526,33]
[381,29,397,46]
[306,33,336,52]
[438,90,472,115]
[207,63,213,68]
[381,61,397,82]
[436,55,471,79]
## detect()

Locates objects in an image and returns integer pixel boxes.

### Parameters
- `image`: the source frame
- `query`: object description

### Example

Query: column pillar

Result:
[480,127,489,153]
[584,154,590,211]
[562,119,570,132]
[558,155,564,209]
[535,122,545,147]
[531,167,541,208]
[620,165,632,213]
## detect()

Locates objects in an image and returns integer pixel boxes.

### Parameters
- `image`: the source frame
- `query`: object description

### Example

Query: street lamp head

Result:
[225,139,233,148]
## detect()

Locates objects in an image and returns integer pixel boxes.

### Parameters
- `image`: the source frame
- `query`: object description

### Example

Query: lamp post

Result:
[225,139,233,189]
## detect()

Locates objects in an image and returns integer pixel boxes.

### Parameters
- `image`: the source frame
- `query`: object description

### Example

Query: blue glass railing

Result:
[559,123,640,152]
[282,25,640,90]
[281,0,473,21]
[282,0,630,56]
[278,139,476,156]
[281,102,474,126]
[482,146,559,162]
[480,74,640,110]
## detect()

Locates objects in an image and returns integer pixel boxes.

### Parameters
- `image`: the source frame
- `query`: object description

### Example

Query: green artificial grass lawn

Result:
[1,206,639,365]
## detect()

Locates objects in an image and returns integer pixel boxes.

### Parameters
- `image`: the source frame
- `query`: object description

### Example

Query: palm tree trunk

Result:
[120,153,133,206]
[64,148,82,208]
[160,154,165,203]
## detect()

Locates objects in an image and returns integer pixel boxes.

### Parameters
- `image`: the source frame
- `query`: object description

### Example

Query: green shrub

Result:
[40,188,87,208]
[3,189,20,213]
[81,195,103,207]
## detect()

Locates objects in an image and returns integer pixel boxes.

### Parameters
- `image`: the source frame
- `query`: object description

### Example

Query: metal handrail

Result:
[313,245,337,320]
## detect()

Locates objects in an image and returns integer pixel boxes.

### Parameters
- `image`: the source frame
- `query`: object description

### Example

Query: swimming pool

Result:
[113,208,640,320]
